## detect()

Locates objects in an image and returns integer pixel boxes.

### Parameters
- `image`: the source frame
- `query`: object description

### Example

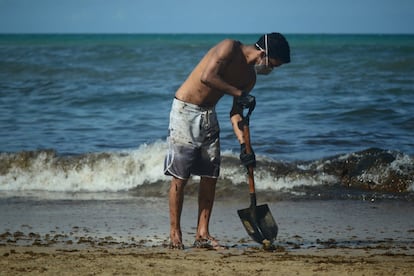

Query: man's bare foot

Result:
[193,236,227,250]
[169,241,184,250]
[169,230,184,250]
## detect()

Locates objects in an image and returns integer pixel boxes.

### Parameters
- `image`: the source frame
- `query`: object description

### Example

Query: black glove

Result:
[236,92,256,110]
[240,143,256,168]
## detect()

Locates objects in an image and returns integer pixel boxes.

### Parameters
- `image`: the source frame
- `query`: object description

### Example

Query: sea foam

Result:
[0,143,412,197]
[0,141,168,193]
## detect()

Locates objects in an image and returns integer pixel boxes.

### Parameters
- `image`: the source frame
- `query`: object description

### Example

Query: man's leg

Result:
[196,176,217,240]
[169,176,187,249]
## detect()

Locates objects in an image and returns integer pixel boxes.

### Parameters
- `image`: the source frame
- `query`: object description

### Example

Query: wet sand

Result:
[1,245,414,276]
[1,195,413,275]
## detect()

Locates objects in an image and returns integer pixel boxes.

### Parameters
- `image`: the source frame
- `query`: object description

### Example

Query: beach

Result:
[1,33,413,275]
[2,245,414,275]
[1,195,413,275]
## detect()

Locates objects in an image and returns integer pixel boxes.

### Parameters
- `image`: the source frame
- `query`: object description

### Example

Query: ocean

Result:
[0,34,413,200]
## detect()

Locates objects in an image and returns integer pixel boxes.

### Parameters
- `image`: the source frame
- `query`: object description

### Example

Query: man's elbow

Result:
[229,108,242,119]
[200,71,214,87]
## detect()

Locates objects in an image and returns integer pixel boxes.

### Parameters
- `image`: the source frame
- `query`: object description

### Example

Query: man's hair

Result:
[256,32,291,64]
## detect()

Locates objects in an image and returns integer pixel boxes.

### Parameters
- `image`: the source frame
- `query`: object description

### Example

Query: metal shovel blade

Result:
[237,204,278,244]
[237,113,278,244]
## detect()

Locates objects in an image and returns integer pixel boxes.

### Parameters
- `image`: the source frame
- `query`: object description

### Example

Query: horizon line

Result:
[1,32,413,35]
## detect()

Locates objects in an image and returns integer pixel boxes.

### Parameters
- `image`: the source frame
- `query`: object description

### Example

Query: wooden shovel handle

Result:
[242,123,256,194]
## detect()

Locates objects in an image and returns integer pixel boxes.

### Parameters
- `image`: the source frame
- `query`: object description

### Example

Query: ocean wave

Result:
[0,142,413,200]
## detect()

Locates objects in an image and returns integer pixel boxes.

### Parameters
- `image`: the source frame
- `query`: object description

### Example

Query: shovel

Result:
[237,116,278,244]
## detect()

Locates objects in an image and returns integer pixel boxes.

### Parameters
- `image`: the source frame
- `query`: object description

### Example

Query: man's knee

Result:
[171,177,187,191]
[200,177,217,186]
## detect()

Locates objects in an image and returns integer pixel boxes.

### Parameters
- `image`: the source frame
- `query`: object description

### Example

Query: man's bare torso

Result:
[175,40,256,108]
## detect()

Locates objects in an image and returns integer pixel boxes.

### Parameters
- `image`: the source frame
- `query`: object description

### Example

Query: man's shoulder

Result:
[218,39,241,48]
[213,39,242,56]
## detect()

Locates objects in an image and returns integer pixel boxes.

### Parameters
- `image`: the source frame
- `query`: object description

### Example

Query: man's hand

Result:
[240,143,256,168]
[236,91,256,110]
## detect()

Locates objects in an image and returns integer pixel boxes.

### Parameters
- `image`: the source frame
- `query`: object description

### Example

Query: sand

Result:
[1,245,414,276]
[1,195,414,275]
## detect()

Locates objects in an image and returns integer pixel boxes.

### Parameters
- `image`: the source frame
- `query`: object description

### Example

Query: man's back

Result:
[175,39,256,107]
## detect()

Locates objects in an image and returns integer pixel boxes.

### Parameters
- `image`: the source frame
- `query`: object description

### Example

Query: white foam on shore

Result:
[0,143,337,194]
[219,151,339,191]
[1,143,412,196]
[0,141,169,193]
[390,152,414,192]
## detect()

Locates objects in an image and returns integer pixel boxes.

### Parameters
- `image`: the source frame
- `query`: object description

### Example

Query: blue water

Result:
[1,34,413,159]
[0,34,413,197]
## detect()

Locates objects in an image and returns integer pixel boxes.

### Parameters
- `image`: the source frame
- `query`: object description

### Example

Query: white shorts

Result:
[164,98,220,179]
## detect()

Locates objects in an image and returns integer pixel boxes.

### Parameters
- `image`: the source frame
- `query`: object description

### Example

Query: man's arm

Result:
[230,100,245,144]
[229,80,255,144]
[230,95,256,168]
[200,39,243,97]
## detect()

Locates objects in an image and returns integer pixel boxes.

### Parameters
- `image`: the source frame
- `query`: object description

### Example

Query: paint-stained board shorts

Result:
[164,98,220,179]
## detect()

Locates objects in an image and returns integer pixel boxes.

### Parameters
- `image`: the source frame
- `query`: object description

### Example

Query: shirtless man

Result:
[164,33,290,249]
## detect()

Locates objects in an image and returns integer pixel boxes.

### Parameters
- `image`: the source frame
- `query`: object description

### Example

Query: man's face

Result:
[255,56,283,75]
[268,58,283,69]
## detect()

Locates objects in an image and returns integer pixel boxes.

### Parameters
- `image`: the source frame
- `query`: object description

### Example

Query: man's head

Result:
[255,33,291,64]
